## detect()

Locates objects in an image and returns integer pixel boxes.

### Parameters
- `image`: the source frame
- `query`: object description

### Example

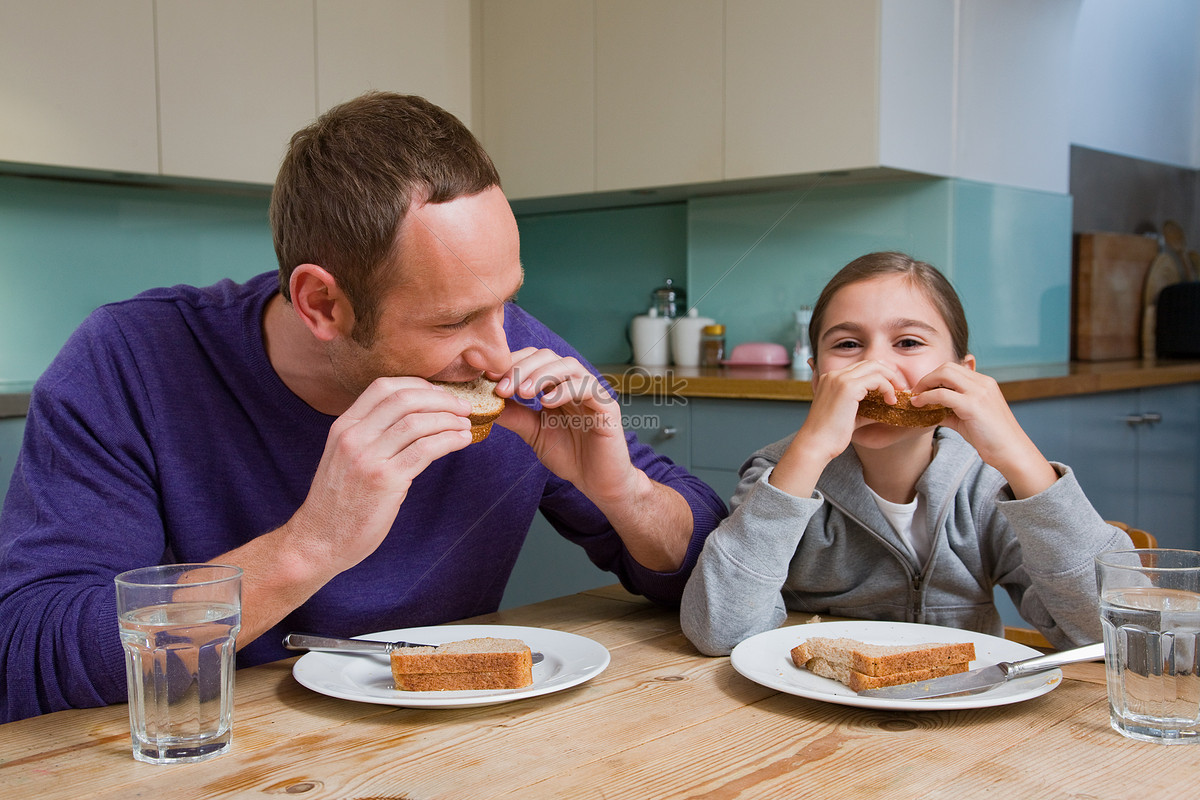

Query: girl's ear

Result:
[962,353,977,371]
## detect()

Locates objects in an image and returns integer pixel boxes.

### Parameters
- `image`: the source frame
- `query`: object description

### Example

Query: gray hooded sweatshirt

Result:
[681,428,1131,656]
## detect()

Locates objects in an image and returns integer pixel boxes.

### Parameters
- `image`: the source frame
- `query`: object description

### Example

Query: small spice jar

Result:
[700,324,726,367]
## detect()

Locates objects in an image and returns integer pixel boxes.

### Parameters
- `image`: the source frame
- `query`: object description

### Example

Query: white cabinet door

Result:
[315,0,474,127]
[594,0,723,191]
[0,0,158,174]
[156,0,317,184]
[480,0,595,199]
[724,0,880,180]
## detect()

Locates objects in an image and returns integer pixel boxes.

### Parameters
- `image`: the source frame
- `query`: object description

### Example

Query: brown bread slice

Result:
[858,389,949,428]
[791,636,975,676]
[802,656,970,692]
[390,637,533,691]
[431,377,505,443]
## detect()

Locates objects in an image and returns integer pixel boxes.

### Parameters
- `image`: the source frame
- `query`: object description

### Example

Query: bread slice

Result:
[858,389,948,428]
[790,636,975,691]
[802,656,970,692]
[431,377,505,443]
[390,637,533,691]
[792,636,975,676]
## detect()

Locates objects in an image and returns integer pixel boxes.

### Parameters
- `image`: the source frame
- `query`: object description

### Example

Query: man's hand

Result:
[493,348,692,571]
[493,347,632,502]
[218,377,474,647]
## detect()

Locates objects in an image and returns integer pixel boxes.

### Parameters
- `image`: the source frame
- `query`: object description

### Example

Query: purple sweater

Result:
[0,273,725,722]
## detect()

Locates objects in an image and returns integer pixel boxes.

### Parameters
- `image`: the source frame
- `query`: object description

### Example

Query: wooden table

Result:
[0,585,1191,798]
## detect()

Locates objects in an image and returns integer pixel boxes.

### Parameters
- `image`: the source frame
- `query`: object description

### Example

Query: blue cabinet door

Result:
[1135,383,1200,550]
[1013,385,1199,550]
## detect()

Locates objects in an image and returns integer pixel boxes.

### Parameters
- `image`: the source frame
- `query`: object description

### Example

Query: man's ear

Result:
[289,265,355,342]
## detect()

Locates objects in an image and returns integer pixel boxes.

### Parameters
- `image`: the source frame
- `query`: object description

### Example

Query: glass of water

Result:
[115,564,242,764]
[1096,549,1200,744]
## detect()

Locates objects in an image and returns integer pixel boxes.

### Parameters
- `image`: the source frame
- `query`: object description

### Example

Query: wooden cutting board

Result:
[1072,233,1158,360]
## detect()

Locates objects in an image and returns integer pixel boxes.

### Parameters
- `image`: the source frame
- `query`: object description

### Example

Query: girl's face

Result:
[813,273,971,396]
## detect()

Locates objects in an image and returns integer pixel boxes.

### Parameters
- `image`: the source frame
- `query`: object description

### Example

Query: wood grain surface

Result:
[0,585,1192,800]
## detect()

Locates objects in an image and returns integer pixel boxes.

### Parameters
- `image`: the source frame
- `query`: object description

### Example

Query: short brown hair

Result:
[809,252,969,368]
[269,92,501,342]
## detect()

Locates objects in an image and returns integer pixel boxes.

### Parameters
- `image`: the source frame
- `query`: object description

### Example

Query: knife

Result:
[857,641,1104,700]
[283,633,545,665]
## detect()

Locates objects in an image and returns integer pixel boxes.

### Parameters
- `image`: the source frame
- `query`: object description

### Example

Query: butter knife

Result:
[283,633,544,665]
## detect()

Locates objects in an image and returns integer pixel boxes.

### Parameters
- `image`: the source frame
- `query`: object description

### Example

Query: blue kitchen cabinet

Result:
[690,397,808,503]
[1012,384,1200,551]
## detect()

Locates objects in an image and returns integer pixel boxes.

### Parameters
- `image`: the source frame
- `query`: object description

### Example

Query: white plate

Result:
[292,624,610,709]
[730,620,1062,711]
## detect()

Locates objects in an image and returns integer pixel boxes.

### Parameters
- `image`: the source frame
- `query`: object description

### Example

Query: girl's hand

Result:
[769,360,902,497]
[911,363,1058,498]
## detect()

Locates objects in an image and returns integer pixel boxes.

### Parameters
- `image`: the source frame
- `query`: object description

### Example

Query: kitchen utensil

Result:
[651,279,686,319]
[284,633,545,664]
[1142,252,1181,359]
[721,341,790,366]
[1072,233,1157,361]
[858,641,1104,700]
[1162,220,1195,281]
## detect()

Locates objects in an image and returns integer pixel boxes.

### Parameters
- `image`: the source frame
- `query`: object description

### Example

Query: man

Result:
[0,93,726,721]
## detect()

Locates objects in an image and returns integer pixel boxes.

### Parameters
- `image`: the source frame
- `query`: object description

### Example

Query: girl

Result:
[681,252,1131,655]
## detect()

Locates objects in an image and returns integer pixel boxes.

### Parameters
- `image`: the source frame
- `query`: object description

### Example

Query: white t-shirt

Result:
[867,486,932,565]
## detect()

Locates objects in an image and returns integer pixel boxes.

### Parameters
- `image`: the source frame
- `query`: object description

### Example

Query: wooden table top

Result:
[0,585,1190,799]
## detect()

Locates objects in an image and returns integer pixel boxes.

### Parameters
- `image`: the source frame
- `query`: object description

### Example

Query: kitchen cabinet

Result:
[2,0,474,185]
[479,0,956,201]
[315,0,474,124]
[724,0,887,180]
[481,0,1075,201]
[479,0,595,200]
[690,397,807,503]
[594,0,724,192]
[156,0,316,184]
[481,0,724,199]
[0,0,159,175]
[1012,385,1200,551]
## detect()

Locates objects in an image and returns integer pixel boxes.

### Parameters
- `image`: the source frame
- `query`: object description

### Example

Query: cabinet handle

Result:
[660,426,678,439]
[1123,412,1163,426]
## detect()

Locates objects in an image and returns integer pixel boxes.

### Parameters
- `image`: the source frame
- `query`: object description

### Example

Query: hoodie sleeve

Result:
[994,463,1133,648]
[681,441,822,656]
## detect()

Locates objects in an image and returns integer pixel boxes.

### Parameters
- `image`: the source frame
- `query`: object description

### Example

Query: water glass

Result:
[115,563,242,764]
[1096,549,1200,744]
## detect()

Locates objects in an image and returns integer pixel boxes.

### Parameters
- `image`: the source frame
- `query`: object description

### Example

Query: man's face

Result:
[327,186,524,395]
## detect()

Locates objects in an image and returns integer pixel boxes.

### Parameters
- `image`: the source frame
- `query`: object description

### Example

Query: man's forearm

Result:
[589,470,694,572]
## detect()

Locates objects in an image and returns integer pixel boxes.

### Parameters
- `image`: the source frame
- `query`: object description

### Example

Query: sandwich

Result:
[858,389,948,428]
[431,376,505,443]
[790,636,975,692]
[390,637,534,691]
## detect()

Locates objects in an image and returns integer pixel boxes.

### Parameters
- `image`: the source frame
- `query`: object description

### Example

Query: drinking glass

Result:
[1096,549,1200,744]
[115,563,242,764]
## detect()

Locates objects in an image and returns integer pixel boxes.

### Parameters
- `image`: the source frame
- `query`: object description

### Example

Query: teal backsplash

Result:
[515,203,687,365]
[519,177,1072,368]
[0,172,1070,389]
[0,175,273,390]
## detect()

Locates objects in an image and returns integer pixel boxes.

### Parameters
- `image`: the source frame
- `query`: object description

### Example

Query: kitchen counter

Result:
[600,358,1200,403]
